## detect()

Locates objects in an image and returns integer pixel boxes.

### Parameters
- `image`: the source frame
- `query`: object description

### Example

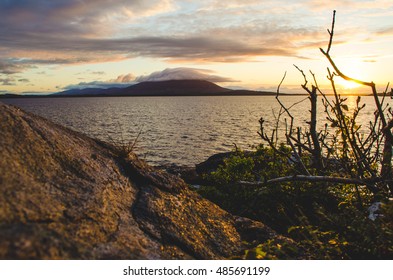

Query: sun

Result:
[338,79,360,90]
[333,60,366,91]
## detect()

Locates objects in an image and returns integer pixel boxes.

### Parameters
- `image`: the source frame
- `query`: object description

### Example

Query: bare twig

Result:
[308,85,322,170]
[239,175,379,193]
[256,10,392,197]
[275,72,294,133]
[286,135,311,176]
[321,10,393,194]
[326,10,336,54]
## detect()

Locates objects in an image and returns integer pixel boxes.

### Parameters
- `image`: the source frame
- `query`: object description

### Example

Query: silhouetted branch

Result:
[326,10,336,54]
[257,10,393,197]
[275,71,294,133]
[286,135,311,176]
[308,85,322,170]
[239,175,380,193]
[294,64,323,171]
[321,11,393,194]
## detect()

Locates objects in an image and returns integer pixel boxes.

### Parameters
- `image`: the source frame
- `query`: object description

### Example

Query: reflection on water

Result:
[3,95,381,166]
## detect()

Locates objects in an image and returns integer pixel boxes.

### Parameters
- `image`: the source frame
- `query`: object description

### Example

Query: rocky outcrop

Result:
[0,102,288,259]
[196,152,234,176]
[163,152,250,185]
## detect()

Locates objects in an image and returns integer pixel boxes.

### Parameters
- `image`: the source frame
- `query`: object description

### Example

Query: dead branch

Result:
[256,11,392,196]
[320,11,388,127]
[294,65,323,170]
[308,85,322,170]
[321,11,393,194]
[275,72,294,133]
[286,135,311,176]
[239,175,379,193]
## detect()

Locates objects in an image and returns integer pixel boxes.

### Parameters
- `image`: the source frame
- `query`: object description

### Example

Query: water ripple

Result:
[3,95,381,167]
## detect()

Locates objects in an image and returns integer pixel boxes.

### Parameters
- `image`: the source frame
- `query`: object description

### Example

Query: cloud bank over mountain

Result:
[135,68,237,83]
[62,68,236,90]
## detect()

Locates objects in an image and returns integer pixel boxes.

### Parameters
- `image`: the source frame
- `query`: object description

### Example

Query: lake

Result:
[2,95,381,167]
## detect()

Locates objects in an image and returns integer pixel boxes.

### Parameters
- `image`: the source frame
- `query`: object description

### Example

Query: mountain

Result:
[53,79,277,97]
[118,79,231,96]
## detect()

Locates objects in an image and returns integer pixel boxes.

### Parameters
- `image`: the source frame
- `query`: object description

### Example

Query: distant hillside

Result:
[53,87,123,96]
[54,80,231,97]
[118,79,231,96]
[53,80,277,97]
[0,79,279,98]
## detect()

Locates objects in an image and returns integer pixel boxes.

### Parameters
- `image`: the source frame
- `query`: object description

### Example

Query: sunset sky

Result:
[0,0,392,95]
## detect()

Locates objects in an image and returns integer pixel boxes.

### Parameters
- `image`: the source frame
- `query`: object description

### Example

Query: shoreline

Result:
[0,92,376,98]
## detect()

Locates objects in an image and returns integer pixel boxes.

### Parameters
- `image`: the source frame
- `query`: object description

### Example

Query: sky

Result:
[0,0,392,95]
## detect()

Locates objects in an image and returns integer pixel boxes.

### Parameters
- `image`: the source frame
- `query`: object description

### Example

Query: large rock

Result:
[0,102,242,259]
[0,102,291,260]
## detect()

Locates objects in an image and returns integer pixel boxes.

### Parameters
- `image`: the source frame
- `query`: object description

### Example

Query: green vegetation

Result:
[197,11,393,259]
[198,146,393,259]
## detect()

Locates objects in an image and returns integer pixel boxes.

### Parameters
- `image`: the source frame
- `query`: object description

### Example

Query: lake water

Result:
[2,95,381,167]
